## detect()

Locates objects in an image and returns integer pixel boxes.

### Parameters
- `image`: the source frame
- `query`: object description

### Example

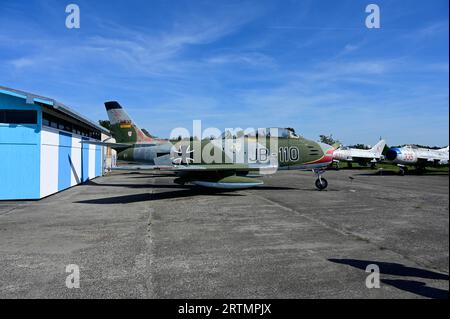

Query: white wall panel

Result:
[40,128,59,198]
[70,135,82,186]
[88,143,96,179]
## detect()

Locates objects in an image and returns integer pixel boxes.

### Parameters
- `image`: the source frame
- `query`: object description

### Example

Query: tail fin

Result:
[104,101,153,144]
[370,139,386,155]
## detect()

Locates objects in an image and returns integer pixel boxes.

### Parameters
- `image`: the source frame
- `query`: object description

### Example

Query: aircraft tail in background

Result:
[104,101,153,144]
[370,139,386,156]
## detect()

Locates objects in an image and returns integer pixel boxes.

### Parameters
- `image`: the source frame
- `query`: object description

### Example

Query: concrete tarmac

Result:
[0,170,448,298]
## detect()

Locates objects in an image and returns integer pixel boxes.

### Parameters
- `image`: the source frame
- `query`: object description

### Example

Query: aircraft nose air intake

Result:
[386,148,400,161]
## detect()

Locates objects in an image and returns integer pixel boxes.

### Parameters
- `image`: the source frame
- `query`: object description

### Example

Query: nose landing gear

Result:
[313,169,328,190]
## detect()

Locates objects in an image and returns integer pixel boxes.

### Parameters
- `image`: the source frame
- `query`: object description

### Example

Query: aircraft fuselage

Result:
[116,136,334,170]
[386,146,449,167]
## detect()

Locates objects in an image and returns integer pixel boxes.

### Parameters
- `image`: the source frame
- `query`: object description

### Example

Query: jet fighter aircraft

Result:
[386,145,449,175]
[85,102,334,190]
[333,140,386,168]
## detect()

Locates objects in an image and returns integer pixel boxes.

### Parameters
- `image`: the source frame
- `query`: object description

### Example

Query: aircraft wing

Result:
[350,156,381,163]
[112,162,278,189]
[80,140,158,150]
[80,140,132,149]
[175,163,278,173]
[112,164,171,171]
[113,162,278,173]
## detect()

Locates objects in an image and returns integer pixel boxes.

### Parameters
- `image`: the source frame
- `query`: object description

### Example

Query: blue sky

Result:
[0,0,448,146]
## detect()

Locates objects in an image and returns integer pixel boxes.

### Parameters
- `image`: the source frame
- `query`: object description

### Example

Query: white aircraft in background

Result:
[333,140,386,168]
[386,145,449,175]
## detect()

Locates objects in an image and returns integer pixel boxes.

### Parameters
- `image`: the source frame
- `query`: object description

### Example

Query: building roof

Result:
[0,85,110,135]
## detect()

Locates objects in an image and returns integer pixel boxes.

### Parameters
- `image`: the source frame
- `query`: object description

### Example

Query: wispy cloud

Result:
[9,58,35,69]
[343,44,360,53]
[2,1,262,77]
[0,0,448,146]
[413,20,449,39]
[206,52,276,68]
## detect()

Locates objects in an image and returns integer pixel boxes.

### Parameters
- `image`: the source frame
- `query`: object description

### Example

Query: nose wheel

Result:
[313,169,328,190]
[315,177,328,190]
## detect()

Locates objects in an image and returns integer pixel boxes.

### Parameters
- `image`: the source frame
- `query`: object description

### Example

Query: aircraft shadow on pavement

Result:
[86,181,300,191]
[77,182,301,204]
[329,258,449,299]
[126,174,175,178]
[381,279,448,299]
[75,188,245,204]
[86,180,190,189]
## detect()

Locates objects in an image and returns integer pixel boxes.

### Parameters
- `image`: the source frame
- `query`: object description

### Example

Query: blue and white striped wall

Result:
[39,127,102,198]
[1,91,103,200]
[0,93,41,200]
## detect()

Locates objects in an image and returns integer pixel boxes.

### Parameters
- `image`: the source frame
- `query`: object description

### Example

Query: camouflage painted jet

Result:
[87,102,334,190]
[103,101,173,165]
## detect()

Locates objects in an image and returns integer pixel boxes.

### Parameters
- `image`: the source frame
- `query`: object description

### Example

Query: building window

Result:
[0,109,37,124]
[41,111,101,140]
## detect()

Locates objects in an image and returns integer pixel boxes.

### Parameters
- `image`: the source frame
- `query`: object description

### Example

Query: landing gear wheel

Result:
[315,178,328,190]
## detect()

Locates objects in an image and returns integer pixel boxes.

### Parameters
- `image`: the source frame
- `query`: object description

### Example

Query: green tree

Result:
[319,134,340,146]
[349,143,369,150]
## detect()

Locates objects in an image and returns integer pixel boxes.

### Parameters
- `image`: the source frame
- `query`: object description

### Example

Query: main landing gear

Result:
[398,165,408,176]
[313,169,328,191]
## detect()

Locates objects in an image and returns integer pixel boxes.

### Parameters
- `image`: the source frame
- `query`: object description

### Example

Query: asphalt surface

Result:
[0,169,448,299]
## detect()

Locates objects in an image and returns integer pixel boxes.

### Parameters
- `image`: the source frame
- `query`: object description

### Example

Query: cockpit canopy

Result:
[220,127,300,139]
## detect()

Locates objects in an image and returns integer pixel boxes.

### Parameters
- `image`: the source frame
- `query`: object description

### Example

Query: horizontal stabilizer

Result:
[80,140,157,150]
[112,165,171,171]
[80,140,131,149]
